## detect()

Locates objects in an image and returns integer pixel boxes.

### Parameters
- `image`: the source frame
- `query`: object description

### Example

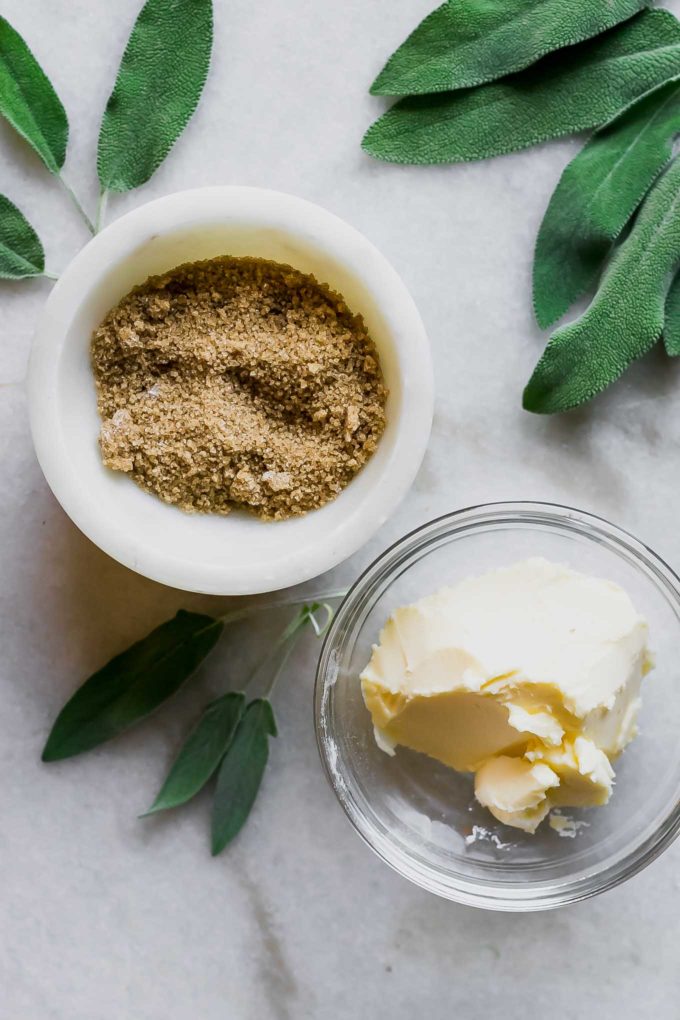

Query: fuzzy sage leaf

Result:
[363,10,680,165]
[97,0,213,193]
[211,699,277,855]
[371,0,647,97]
[0,15,68,174]
[524,157,680,414]
[664,269,680,356]
[42,610,223,761]
[0,194,45,278]
[534,78,680,329]
[144,692,245,815]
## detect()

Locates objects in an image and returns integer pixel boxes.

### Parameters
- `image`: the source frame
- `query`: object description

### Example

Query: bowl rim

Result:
[314,500,680,911]
[27,185,433,595]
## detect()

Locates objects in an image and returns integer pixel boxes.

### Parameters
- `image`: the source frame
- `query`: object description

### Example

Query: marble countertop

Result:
[3,1,680,1016]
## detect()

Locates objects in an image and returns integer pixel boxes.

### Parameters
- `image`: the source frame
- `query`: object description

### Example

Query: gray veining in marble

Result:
[2,1,680,1016]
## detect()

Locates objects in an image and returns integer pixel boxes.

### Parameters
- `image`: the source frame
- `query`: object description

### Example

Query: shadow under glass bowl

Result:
[314,502,680,911]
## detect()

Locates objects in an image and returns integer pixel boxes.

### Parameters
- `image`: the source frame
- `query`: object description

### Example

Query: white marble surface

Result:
[3,0,680,1016]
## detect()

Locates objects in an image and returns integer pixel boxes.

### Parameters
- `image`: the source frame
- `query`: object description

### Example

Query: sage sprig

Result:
[0,194,47,279]
[97,0,213,198]
[0,15,67,174]
[0,15,93,235]
[42,609,224,761]
[208,602,328,852]
[363,11,680,165]
[365,0,680,411]
[371,0,647,97]
[42,596,341,854]
[0,0,213,269]
[524,157,680,413]
[212,699,277,855]
[144,692,245,815]
[664,270,680,355]
[534,78,680,329]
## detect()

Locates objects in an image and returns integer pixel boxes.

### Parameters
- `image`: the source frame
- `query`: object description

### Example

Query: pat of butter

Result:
[360,558,652,833]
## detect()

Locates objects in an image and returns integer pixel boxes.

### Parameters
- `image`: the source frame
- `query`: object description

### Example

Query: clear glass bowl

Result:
[314,503,680,911]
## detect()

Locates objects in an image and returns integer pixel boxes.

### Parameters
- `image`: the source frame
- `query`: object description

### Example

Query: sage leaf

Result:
[363,10,680,165]
[371,0,647,97]
[524,157,680,414]
[534,78,680,328]
[144,692,245,815]
[664,269,680,356]
[211,699,277,855]
[0,194,44,278]
[0,15,67,173]
[42,610,223,761]
[97,0,213,193]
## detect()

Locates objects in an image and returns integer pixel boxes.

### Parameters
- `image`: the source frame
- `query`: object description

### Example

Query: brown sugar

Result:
[91,256,387,519]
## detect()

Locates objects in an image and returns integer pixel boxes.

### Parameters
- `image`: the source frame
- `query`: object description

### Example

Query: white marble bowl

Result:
[28,187,433,595]
[316,503,680,910]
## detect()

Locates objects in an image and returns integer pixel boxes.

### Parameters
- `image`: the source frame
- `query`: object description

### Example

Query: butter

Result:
[361,558,652,833]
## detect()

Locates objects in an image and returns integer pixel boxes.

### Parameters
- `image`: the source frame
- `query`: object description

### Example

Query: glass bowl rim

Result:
[314,501,680,911]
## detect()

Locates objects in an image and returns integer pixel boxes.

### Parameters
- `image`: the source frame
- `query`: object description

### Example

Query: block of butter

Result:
[360,558,652,833]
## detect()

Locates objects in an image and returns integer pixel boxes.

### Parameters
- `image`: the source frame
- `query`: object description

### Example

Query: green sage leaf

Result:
[211,699,277,855]
[0,194,44,278]
[0,15,67,173]
[371,0,647,97]
[534,78,680,329]
[144,692,245,815]
[664,269,680,356]
[363,10,680,165]
[42,610,223,761]
[97,0,213,193]
[524,157,680,414]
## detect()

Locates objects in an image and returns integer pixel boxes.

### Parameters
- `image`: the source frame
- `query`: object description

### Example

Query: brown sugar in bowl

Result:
[28,187,433,595]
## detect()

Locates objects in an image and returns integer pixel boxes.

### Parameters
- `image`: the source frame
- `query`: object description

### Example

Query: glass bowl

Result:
[314,502,680,911]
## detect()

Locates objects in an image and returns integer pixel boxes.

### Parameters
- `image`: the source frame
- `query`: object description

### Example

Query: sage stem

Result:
[217,589,346,627]
[95,190,109,233]
[57,175,95,234]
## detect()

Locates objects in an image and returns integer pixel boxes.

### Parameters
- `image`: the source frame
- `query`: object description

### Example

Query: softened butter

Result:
[360,558,652,833]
